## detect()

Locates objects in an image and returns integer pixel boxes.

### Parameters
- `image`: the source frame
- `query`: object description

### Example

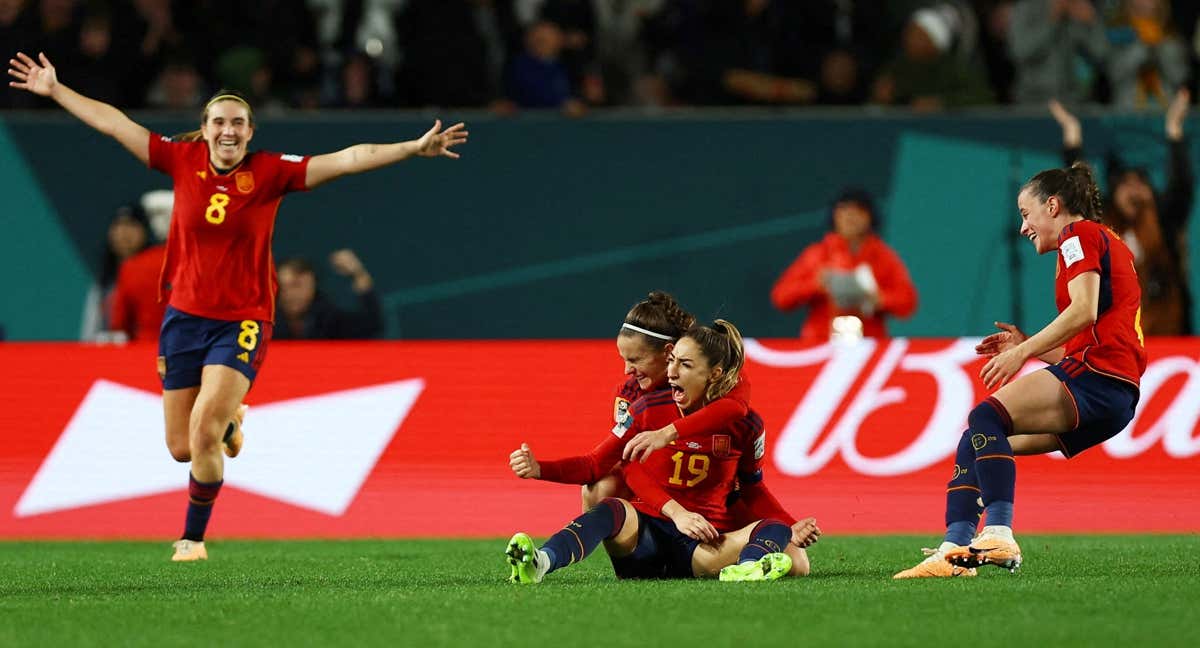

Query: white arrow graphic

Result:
[14,378,424,517]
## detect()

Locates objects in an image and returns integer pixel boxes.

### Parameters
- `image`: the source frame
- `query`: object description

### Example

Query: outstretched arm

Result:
[305,120,468,189]
[8,52,149,164]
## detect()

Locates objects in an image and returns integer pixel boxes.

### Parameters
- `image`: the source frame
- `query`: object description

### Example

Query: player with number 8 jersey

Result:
[150,133,309,323]
[8,50,468,561]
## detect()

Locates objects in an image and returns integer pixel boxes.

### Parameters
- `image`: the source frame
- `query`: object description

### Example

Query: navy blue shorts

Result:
[157,306,272,390]
[609,511,699,580]
[1045,358,1140,458]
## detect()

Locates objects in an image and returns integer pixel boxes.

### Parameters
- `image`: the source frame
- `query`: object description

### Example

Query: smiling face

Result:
[667,336,722,413]
[1017,187,1065,255]
[617,333,671,392]
[201,99,254,169]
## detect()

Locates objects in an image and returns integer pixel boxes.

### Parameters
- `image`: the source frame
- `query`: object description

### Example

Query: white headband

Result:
[621,322,675,341]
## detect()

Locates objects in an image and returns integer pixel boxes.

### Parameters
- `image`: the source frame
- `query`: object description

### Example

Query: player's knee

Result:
[166,439,191,462]
[581,483,602,511]
[967,399,1011,435]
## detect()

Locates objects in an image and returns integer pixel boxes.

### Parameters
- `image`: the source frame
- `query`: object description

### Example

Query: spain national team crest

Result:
[712,434,731,458]
[235,171,255,194]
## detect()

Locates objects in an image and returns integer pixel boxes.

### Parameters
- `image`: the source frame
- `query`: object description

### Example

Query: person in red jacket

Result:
[771,188,918,342]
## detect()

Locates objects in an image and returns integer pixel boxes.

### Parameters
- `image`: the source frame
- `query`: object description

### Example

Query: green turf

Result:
[2,535,1198,647]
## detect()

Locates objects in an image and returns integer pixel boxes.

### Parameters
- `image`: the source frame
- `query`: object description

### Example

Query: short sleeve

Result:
[274,153,311,193]
[1058,224,1106,284]
[734,413,766,476]
[148,133,180,174]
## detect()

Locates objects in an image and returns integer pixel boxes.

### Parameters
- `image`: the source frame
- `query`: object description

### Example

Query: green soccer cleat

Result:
[718,552,792,582]
[505,532,549,584]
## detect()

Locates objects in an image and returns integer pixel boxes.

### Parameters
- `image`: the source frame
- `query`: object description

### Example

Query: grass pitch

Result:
[2,535,1197,647]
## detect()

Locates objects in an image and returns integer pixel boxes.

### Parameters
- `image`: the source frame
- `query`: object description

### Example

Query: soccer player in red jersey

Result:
[895,162,1146,578]
[579,291,754,509]
[507,320,819,583]
[515,291,811,545]
[8,51,467,561]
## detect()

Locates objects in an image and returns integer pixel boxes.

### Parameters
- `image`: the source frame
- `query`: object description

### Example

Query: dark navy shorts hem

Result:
[1044,359,1139,458]
[157,305,271,390]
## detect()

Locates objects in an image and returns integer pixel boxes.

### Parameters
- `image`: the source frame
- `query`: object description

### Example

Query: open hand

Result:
[8,51,58,96]
[975,321,1027,357]
[415,120,468,159]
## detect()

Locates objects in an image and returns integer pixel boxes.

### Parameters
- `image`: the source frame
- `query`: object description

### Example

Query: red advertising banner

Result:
[1,339,1197,539]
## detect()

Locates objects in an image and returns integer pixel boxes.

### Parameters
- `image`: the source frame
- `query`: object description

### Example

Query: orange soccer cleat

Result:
[945,526,1022,572]
[893,543,978,579]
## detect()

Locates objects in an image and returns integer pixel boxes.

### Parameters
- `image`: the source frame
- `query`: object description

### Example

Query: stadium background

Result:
[2,110,1198,539]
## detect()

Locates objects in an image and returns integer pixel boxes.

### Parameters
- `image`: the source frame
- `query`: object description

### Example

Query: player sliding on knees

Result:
[7,51,467,562]
[894,162,1146,579]
[507,320,819,583]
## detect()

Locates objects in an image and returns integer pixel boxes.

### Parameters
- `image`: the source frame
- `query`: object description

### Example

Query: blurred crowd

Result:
[3,0,1200,114]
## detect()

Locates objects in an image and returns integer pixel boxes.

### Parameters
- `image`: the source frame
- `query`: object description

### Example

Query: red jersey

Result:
[612,392,763,531]
[1055,220,1147,386]
[148,134,310,322]
[110,244,167,340]
[771,232,917,342]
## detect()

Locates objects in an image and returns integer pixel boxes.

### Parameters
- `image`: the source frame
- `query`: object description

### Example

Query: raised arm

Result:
[304,120,468,189]
[8,52,149,164]
[1161,89,1193,238]
[1048,99,1083,165]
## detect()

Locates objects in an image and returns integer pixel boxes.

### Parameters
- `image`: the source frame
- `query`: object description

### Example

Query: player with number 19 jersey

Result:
[149,133,310,323]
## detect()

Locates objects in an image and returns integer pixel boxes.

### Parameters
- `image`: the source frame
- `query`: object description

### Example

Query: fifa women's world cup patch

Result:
[1060,236,1084,267]
[612,399,633,438]
[156,356,167,380]
[235,171,255,193]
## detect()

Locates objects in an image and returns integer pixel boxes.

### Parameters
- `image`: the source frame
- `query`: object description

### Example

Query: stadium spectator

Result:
[1009,0,1109,105]
[507,319,818,584]
[895,162,1146,578]
[81,202,151,341]
[588,0,668,106]
[1106,0,1190,109]
[872,2,993,110]
[275,250,385,340]
[507,20,585,114]
[1050,91,1194,334]
[670,0,817,106]
[533,0,600,103]
[109,190,173,342]
[788,0,891,106]
[770,188,918,343]
[334,51,384,108]
[146,58,205,109]
[6,50,466,562]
